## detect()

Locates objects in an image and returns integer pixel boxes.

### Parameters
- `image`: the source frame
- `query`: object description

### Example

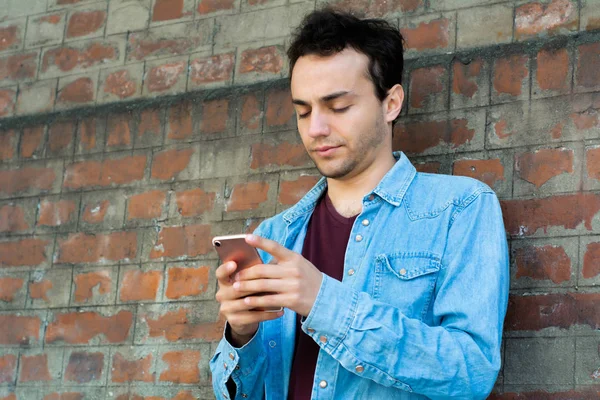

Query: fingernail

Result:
[244,297,250,304]
[227,262,235,270]
[234,274,240,281]
[246,234,256,242]
[233,282,240,290]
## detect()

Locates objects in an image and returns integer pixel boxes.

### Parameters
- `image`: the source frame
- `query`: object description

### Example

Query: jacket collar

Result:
[282,151,416,224]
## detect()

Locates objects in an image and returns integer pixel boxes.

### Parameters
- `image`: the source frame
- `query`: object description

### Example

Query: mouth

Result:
[313,145,341,157]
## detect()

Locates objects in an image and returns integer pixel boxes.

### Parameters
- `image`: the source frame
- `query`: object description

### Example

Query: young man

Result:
[210,9,509,400]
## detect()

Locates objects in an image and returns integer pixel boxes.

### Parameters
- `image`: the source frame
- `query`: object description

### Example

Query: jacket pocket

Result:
[373,252,441,320]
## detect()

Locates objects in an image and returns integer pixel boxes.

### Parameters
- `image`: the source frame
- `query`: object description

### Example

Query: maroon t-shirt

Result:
[287,192,357,400]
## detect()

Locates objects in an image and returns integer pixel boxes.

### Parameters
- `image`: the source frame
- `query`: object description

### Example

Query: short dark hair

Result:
[287,9,404,102]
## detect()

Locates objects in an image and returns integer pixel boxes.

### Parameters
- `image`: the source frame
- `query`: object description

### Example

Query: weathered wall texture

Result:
[0,0,599,398]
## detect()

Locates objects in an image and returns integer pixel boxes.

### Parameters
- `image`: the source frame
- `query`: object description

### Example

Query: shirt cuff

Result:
[220,321,265,377]
[301,273,359,352]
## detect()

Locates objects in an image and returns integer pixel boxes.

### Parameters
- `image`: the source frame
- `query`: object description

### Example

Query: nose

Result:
[307,110,330,138]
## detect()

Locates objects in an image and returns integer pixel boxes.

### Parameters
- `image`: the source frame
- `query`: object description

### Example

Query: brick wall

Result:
[0,0,599,399]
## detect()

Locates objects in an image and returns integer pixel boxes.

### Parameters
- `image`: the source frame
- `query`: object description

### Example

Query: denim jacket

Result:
[210,151,510,400]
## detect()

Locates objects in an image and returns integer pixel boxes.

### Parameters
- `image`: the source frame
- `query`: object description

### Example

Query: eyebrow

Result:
[292,91,353,106]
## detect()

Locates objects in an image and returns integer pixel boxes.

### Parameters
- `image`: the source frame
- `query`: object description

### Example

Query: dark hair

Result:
[287,9,404,102]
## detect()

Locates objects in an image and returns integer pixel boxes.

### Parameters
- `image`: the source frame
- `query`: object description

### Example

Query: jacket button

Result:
[355,365,364,373]
[355,234,363,242]
[223,363,227,369]
[269,340,276,348]
[229,353,235,360]
[319,380,328,388]
[399,268,407,276]
[319,335,327,343]
[307,328,315,333]
[368,194,375,201]
[241,394,248,398]
[348,269,355,276]
[362,219,370,226]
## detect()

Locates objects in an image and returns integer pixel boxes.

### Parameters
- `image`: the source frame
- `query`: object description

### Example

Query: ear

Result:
[383,84,404,123]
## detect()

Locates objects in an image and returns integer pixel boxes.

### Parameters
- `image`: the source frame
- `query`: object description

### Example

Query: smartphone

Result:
[212,234,282,312]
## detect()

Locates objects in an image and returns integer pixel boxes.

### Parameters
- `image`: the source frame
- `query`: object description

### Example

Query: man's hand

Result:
[232,234,323,317]
[215,260,284,347]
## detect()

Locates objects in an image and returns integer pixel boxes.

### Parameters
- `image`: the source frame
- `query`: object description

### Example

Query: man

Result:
[210,9,509,400]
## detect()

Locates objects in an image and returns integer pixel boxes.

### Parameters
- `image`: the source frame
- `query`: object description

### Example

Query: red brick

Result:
[0,354,17,383]
[493,54,529,96]
[452,159,505,188]
[111,353,153,383]
[106,113,132,148]
[48,120,75,154]
[197,0,235,14]
[19,354,51,382]
[73,270,111,302]
[146,61,186,93]
[515,245,571,283]
[151,148,193,180]
[65,351,104,383]
[239,46,283,75]
[0,130,16,161]
[159,350,200,383]
[505,293,600,331]
[127,190,166,220]
[175,188,215,216]
[0,394,15,400]
[536,47,569,91]
[167,101,193,140]
[0,89,15,117]
[489,389,600,400]
[38,199,77,227]
[145,308,224,342]
[82,200,110,224]
[515,148,574,188]
[227,181,269,211]
[279,176,320,206]
[127,29,208,62]
[515,0,577,39]
[29,280,53,302]
[63,155,146,189]
[0,238,50,267]
[265,88,295,128]
[240,93,262,131]
[327,0,422,16]
[21,125,45,158]
[119,270,161,301]
[452,59,483,98]
[501,193,600,236]
[252,140,308,168]
[78,117,97,151]
[56,231,137,264]
[414,162,441,173]
[200,99,229,134]
[400,18,450,51]
[0,315,40,345]
[0,25,20,52]
[583,241,600,279]
[149,224,212,259]
[166,266,210,299]
[0,53,37,82]
[393,118,475,154]
[586,147,600,181]
[189,53,234,85]
[409,65,447,110]
[0,277,24,302]
[46,310,133,344]
[153,0,188,21]
[104,70,137,99]
[138,108,162,139]
[42,43,118,74]
[576,42,600,90]
[66,10,106,38]
[57,77,95,104]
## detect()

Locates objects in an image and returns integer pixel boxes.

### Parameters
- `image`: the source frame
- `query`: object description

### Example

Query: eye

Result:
[297,111,311,119]
[332,106,350,113]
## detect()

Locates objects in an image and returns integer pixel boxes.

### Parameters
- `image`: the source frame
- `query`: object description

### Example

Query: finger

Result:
[246,234,295,261]
[233,278,287,294]
[235,263,288,282]
[243,293,288,310]
[215,261,237,283]
[220,298,257,314]
[227,310,284,326]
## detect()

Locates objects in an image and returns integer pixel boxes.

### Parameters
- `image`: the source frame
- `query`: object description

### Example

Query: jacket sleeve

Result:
[300,191,510,399]
[210,322,267,400]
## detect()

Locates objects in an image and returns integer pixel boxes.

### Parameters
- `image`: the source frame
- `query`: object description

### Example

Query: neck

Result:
[326,152,396,217]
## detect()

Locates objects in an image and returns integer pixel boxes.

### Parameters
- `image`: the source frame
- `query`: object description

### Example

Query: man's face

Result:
[290,48,391,181]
